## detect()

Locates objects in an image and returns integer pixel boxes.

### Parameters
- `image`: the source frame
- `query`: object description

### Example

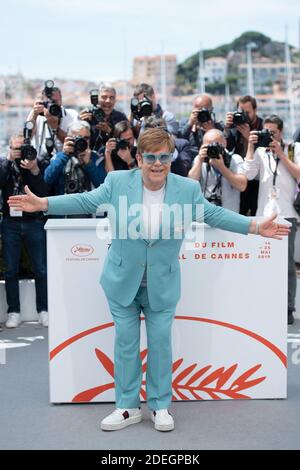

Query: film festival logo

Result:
[49,317,287,402]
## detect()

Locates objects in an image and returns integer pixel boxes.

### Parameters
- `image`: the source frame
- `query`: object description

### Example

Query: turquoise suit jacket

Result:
[46,169,251,310]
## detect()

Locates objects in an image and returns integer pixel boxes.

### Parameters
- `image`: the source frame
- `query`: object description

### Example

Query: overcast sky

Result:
[1,0,299,81]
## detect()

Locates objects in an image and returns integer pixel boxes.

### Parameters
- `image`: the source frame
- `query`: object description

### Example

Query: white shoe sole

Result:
[101,414,142,431]
[151,415,175,432]
[6,323,21,328]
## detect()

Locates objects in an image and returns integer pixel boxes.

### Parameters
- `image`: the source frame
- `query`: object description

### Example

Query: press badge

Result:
[10,207,22,217]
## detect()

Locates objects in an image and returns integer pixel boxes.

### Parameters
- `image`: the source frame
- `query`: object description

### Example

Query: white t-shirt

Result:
[243,143,300,218]
[142,184,166,240]
[31,107,79,158]
[140,184,166,287]
[198,153,245,213]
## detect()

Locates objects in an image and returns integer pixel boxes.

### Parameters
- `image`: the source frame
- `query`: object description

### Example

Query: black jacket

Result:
[0,157,50,219]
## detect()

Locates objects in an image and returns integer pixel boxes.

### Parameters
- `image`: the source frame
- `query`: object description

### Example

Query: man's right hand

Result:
[105,138,117,156]
[198,144,208,163]
[32,101,45,118]
[8,185,48,213]
[248,131,259,149]
[79,109,92,122]
[63,137,75,156]
[188,109,199,127]
[225,112,234,129]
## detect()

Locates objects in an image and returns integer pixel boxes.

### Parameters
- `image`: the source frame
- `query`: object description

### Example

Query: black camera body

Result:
[256,129,273,147]
[115,138,129,151]
[131,96,153,120]
[197,108,213,123]
[232,109,249,127]
[40,80,62,119]
[20,121,37,161]
[206,143,224,160]
[69,137,88,156]
[64,161,86,194]
[207,193,222,206]
[88,89,106,125]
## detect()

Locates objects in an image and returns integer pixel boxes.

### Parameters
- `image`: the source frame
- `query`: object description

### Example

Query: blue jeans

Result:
[1,217,48,313]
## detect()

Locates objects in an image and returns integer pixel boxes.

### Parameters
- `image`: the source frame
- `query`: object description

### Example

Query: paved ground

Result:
[0,319,299,450]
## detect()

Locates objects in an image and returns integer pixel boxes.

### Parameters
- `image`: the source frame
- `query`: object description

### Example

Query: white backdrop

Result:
[45,219,287,403]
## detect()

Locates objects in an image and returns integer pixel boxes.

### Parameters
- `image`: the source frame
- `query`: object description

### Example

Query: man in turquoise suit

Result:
[8,128,289,432]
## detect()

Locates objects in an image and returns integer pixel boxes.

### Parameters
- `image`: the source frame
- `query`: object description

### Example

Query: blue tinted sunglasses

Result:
[142,152,173,164]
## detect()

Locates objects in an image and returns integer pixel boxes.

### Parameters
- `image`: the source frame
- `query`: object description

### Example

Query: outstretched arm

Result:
[8,172,113,216]
[192,182,290,240]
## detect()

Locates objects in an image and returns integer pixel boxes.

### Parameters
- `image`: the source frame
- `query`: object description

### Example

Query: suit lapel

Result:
[127,169,147,244]
[154,172,180,245]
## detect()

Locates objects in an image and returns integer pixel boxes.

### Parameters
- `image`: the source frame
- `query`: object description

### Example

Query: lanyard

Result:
[267,151,280,187]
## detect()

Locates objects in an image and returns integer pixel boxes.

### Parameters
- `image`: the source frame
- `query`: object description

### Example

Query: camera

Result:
[68,136,88,156]
[115,138,129,151]
[64,162,85,194]
[20,121,37,161]
[207,193,222,206]
[197,108,213,123]
[88,89,106,125]
[232,109,249,127]
[206,142,224,160]
[39,80,62,118]
[256,129,273,147]
[130,96,153,120]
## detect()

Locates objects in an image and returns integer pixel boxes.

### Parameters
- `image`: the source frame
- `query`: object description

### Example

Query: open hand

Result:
[8,186,48,213]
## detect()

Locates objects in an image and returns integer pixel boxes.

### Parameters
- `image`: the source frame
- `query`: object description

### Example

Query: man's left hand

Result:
[257,214,290,240]
[78,148,91,166]
[20,159,40,174]
[237,123,250,140]
[209,154,226,171]
[117,148,132,165]
[269,138,285,158]
[44,108,60,130]
[96,122,112,134]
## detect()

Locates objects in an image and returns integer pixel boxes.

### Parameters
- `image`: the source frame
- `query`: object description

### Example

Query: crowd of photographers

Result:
[1,79,300,331]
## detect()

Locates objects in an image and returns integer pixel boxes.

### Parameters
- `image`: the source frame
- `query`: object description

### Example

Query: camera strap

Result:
[11,162,24,194]
[203,163,222,199]
[267,151,280,187]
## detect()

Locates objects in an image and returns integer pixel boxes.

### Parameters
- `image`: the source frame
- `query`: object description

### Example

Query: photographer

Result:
[79,84,127,151]
[144,116,192,177]
[244,115,300,324]
[44,121,106,198]
[180,94,224,160]
[0,130,50,328]
[224,95,263,216]
[104,121,137,172]
[130,83,178,137]
[27,80,78,159]
[188,129,247,212]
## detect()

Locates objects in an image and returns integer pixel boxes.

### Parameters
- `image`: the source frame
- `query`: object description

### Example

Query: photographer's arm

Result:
[44,152,69,185]
[244,133,260,181]
[191,181,289,239]
[8,171,113,216]
[0,157,12,188]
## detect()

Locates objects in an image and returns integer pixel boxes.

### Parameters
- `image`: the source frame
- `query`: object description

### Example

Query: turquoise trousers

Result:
[107,286,176,411]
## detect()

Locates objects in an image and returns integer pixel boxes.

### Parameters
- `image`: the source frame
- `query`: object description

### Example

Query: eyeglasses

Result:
[142,152,173,164]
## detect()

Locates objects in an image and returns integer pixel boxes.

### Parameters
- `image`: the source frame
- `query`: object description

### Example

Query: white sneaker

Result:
[151,409,174,432]
[5,313,21,328]
[101,407,142,431]
[39,311,48,327]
